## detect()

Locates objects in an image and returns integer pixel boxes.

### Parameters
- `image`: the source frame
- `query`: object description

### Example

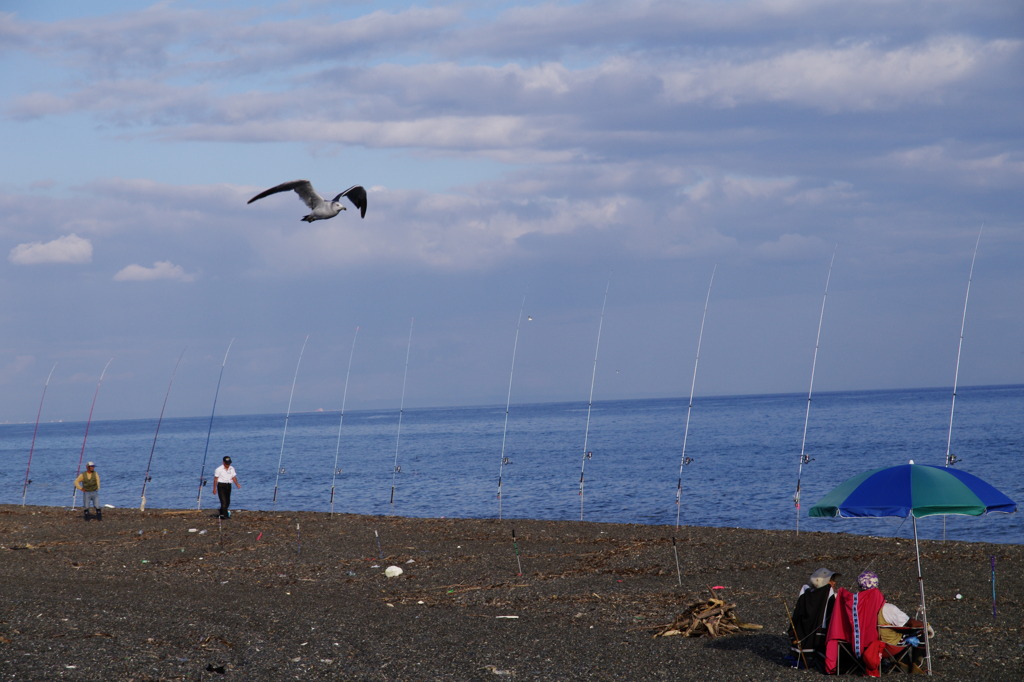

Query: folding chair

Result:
[833,639,868,675]
[876,625,926,674]
[833,629,923,676]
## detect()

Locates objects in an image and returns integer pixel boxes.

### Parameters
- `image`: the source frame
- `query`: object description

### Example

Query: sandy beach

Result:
[1,504,1020,680]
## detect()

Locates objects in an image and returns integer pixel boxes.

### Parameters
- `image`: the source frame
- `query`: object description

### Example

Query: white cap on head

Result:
[809,567,838,588]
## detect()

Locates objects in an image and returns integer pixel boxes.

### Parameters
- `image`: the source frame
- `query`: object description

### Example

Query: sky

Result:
[0,0,1021,423]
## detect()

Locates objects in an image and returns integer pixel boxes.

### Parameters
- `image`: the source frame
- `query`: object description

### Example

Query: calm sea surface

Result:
[2,385,1021,544]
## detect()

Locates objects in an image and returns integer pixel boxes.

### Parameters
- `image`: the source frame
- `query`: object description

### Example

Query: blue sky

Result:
[1,0,1021,422]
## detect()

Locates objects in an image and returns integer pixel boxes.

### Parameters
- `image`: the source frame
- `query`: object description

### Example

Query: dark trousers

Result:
[217,482,232,518]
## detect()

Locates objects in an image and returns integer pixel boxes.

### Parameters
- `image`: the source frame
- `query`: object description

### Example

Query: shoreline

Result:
[8,499,1021,547]
[2,505,1021,680]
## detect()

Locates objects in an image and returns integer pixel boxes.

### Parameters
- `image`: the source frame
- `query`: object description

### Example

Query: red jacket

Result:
[825,587,885,674]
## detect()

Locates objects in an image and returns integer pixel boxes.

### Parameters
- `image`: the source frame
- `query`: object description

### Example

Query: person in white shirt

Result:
[863,577,929,676]
[213,456,241,519]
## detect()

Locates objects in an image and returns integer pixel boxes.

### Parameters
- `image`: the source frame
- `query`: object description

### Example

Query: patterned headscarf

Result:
[857,570,879,589]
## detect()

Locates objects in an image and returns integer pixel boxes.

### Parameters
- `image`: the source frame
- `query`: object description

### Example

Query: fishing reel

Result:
[394,465,402,473]
[502,457,511,466]
[144,475,152,482]
[278,467,287,474]
[800,454,814,465]
[584,451,593,461]
[682,456,694,466]
[946,453,961,466]
[334,468,344,475]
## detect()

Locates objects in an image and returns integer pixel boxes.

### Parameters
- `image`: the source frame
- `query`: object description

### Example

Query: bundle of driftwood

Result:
[653,597,762,638]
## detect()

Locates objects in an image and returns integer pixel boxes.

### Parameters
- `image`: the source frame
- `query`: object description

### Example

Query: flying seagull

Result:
[247,180,367,222]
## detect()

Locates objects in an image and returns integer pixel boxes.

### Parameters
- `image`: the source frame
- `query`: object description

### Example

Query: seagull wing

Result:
[332,185,367,218]
[247,180,324,210]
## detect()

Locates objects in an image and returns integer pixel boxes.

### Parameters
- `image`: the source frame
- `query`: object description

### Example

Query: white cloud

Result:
[754,232,827,260]
[114,260,198,282]
[683,175,798,203]
[9,233,93,264]
[6,91,72,119]
[660,36,1021,111]
[0,355,35,382]
[178,114,547,152]
[884,144,1024,187]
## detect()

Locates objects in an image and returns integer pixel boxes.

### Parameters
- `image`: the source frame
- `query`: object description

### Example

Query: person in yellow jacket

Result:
[74,461,102,521]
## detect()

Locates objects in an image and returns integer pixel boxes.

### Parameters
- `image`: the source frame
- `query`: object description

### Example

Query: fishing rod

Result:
[197,339,233,510]
[991,555,997,621]
[71,358,113,509]
[330,326,360,514]
[944,227,983,468]
[675,266,716,530]
[22,363,57,506]
[273,334,310,507]
[140,348,186,511]
[942,228,983,541]
[672,536,682,587]
[390,318,414,507]
[512,528,523,576]
[578,280,610,522]
[794,248,836,534]
[497,297,527,520]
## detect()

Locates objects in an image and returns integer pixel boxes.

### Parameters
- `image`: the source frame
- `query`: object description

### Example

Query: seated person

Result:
[825,570,886,674]
[788,567,840,669]
[858,572,928,677]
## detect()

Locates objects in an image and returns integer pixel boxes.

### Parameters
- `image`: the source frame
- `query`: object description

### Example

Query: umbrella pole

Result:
[913,516,933,675]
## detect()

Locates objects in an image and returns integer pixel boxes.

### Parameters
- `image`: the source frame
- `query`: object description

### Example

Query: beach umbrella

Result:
[808,461,1016,676]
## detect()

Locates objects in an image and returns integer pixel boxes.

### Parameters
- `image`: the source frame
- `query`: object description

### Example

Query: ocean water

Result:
[2,385,1021,544]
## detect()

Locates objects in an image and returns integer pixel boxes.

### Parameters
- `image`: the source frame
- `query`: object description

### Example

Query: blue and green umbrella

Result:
[808,462,1016,520]
[809,462,1016,676]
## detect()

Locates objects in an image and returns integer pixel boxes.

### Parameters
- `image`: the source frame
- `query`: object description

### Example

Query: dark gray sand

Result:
[1,505,1020,680]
